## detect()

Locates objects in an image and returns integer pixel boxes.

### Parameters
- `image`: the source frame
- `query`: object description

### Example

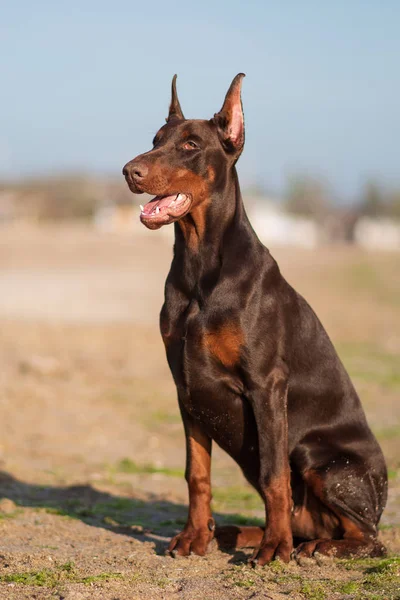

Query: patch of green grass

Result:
[364,556,400,574]
[159,518,186,527]
[150,409,181,426]
[336,557,400,599]
[155,577,170,588]
[345,263,380,290]
[379,523,400,532]
[300,581,327,600]
[362,557,400,598]
[38,496,149,528]
[268,559,286,574]
[42,507,73,518]
[0,570,58,587]
[337,343,400,390]
[223,566,260,590]
[339,556,400,572]
[286,557,400,600]
[336,343,400,392]
[0,569,54,587]
[84,497,147,527]
[338,580,360,594]
[80,573,124,585]
[114,458,184,478]
[340,262,400,308]
[0,509,22,521]
[34,494,191,533]
[222,556,400,600]
[0,562,126,589]
[0,563,74,588]
[218,513,264,527]
[234,578,255,588]
[93,497,143,512]
[224,562,290,590]
[212,486,263,512]
[375,426,400,441]
[387,468,399,480]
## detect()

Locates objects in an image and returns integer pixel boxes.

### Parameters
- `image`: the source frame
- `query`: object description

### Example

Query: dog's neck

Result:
[172,168,264,299]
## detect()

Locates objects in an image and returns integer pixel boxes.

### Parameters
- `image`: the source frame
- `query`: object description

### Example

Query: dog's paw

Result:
[249,536,293,567]
[167,520,215,557]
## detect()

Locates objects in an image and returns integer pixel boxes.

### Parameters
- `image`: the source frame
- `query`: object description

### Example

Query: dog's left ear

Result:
[212,73,245,154]
[167,74,185,122]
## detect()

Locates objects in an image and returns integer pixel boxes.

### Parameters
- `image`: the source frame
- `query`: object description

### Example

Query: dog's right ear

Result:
[166,75,185,122]
[212,73,245,155]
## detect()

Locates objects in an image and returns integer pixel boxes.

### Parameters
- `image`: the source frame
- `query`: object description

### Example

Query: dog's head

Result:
[123,74,245,230]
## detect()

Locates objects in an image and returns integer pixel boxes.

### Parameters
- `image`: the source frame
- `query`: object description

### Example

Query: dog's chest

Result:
[161,299,244,395]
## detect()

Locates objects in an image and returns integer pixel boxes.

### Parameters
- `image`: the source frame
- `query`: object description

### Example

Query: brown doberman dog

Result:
[123,74,387,565]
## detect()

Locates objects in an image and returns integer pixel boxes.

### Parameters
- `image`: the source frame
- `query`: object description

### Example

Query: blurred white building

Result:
[354,218,400,251]
[246,197,320,248]
[94,196,321,247]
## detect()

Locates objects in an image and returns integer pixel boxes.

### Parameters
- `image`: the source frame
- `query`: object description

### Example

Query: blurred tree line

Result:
[359,181,400,219]
[0,174,134,221]
[284,175,400,220]
[0,172,399,222]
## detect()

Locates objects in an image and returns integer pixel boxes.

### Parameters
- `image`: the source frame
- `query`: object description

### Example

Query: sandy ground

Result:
[0,224,399,599]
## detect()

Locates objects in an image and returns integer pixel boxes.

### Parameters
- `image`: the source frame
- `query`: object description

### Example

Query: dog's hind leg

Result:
[214,525,264,549]
[295,457,387,559]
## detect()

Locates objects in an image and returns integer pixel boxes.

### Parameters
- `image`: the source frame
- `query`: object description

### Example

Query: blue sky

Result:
[1,1,399,201]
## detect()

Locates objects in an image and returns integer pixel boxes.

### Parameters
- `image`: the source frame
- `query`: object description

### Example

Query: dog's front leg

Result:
[168,404,214,557]
[249,362,293,565]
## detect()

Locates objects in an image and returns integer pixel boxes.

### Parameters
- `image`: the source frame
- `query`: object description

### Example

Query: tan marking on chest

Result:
[202,323,244,367]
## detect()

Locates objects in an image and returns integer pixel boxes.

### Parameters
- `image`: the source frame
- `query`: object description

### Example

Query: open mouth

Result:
[140,193,192,229]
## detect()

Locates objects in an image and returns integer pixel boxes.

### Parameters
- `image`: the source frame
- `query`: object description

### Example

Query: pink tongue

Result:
[149,195,177,210]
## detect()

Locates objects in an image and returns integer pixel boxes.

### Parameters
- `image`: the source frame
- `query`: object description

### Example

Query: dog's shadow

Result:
[0,470,257,563]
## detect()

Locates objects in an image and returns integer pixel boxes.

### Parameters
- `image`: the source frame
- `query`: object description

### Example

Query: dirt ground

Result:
[0,224,399,599]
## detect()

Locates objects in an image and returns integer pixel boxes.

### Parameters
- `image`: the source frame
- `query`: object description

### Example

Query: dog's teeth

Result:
[156,206,160,214]
[177,194,183,201]
[140,205,144,211]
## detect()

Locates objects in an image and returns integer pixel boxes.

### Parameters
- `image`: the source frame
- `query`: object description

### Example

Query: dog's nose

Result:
[132,162,148,180]
[123,161,149,180]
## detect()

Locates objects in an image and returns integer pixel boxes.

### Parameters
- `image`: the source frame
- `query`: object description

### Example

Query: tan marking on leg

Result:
[263,471,293,538]
[168,425,213,557]
[186,430,212,528]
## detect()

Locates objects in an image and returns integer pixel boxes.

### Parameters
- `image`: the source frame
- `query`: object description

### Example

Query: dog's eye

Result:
[183,140,199,150]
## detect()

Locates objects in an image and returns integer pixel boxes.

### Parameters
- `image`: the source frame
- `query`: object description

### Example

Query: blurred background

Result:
[1,1,400,245]
[0,1,399,592]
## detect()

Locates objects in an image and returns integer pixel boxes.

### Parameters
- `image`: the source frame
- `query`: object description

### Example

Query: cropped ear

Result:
[167,74,185,122]
[212,73,245,154]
